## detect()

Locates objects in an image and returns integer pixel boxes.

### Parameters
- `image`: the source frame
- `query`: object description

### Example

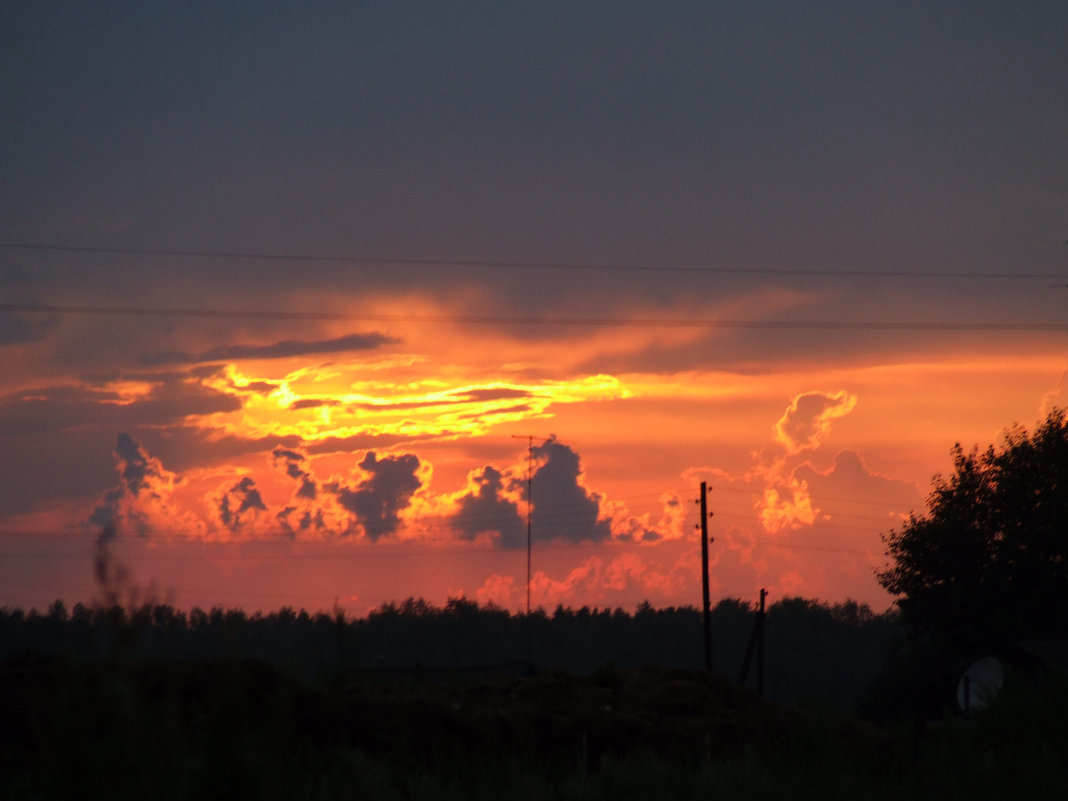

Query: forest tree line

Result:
[0,596,899,711]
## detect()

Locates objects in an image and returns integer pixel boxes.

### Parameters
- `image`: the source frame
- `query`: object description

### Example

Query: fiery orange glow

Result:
[3,3,1067,623]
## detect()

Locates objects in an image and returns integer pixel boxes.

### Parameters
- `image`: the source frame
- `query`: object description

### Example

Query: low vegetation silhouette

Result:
[0,595,895,710]
[2,596,1065,799]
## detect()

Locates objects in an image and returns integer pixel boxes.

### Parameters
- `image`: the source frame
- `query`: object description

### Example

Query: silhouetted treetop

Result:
[878,408,1068,649]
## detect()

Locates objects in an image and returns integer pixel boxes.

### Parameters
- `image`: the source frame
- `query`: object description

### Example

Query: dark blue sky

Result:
[3,2,1065,283]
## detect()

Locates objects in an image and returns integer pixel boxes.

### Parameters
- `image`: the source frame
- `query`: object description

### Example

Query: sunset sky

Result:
[2,3,1065,616]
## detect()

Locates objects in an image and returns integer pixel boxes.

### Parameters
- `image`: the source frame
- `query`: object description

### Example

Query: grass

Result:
[2,657,1065,800]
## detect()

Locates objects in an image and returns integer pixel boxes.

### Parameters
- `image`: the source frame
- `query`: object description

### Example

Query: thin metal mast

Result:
[511,434,537,617]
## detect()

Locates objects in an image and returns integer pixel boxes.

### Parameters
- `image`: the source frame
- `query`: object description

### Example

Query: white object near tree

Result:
[957,657,1004,713]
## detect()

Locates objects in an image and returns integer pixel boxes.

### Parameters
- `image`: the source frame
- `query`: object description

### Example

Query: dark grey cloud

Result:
[114,432,161,497]
[454,387,532,403]
[211,476,266,532]
[87,487,124,529]
[92,520,128,605]
[0,309,46,346]
[350,387,532,413]
[80,365,227,386]
[272,447,306,464]
[0,272,54,345]
[142,332,399,365]
[269,446,326,536]
[0,370,239,512]
[349,400,436,412]
[87,433,174,533]
[132,428,301,474]
[0,386,117,435]
[446,437,619,547]
[0,377,241,435]
[331,452,422,540]
[528,437,612,544]
[289,398,341,410]
[276,504,325,537]
[271,446,318,500]
[240,381,278,395]
[0,424,124,517]
[450,466,525,548]
[456,404,532,421]
[136,380,244,422]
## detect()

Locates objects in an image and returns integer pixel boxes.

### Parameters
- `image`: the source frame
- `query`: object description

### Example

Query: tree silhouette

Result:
[877,408,1068,653]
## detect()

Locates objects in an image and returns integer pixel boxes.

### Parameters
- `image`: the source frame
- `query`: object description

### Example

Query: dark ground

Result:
[0,653,901,799]
[2,651,1064,800]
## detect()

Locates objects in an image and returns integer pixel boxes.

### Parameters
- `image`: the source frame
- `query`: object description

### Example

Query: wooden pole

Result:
[700,481,712,670]
[756,587,766,698]
[738,587,767,697]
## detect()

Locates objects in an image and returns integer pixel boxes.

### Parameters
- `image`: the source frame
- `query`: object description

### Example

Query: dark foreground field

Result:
[2,654,1065,800]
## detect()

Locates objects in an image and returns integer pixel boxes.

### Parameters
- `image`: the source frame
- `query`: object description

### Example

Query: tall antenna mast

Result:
[512,434,547,617]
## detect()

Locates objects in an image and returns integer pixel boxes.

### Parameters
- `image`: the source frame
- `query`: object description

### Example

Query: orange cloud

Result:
[774,390,858,455]
[526,549,696,610]
[749,390,859,534]
[607,491,687,543]
[777,569,805,595]
[759,479,818,534]
[475,573,518,608]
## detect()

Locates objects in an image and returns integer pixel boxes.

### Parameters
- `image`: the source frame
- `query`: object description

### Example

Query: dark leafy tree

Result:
[877,408,1068,652]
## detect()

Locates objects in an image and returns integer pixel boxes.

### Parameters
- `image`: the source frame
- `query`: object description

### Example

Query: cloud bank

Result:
[143,332,399,365]
[82,432,677,550]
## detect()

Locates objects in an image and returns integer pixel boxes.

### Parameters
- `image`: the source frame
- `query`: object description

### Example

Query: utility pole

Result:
[738,587,767,697]
[756,587,766,697]
[698,481,714,670]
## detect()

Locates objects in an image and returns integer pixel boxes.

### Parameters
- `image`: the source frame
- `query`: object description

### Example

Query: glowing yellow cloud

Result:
[201,362,629,445]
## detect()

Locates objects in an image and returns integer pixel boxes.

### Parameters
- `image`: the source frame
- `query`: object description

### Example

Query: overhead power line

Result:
[2,303,1064,333]
[1,241,1063,280]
